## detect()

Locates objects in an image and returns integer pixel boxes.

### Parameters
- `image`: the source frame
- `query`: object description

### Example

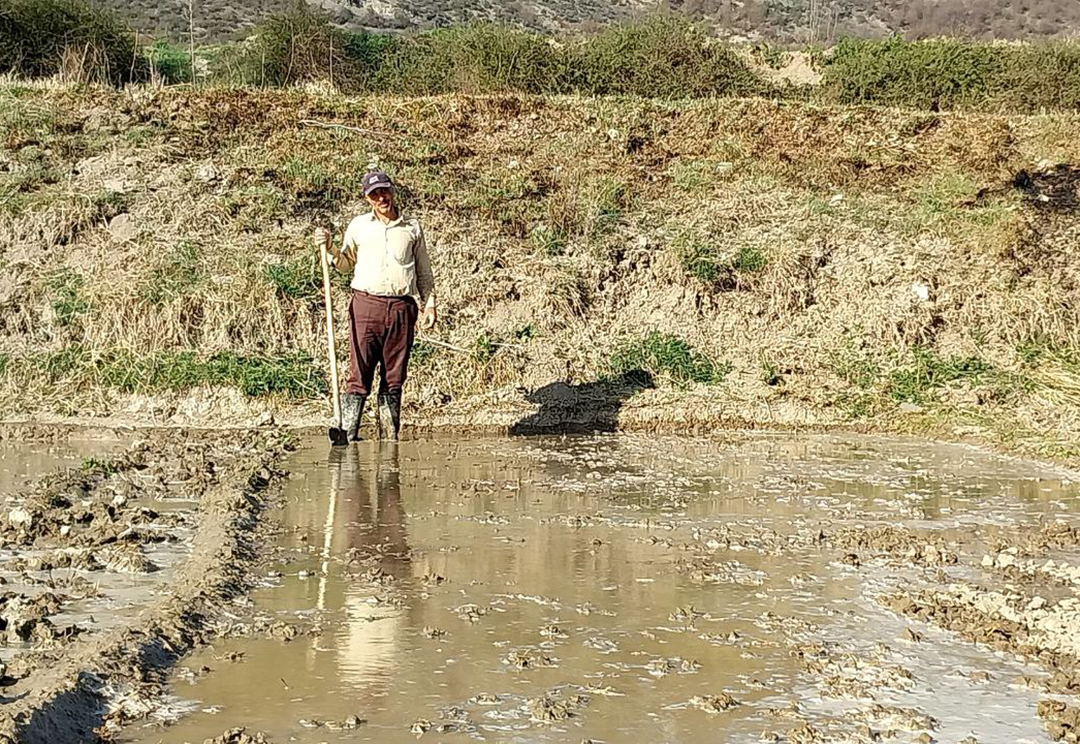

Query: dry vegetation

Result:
[2,83,1080,458]
[85,0,1080,44]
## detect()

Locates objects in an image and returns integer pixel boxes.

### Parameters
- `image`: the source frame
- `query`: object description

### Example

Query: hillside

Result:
[2,84,1080,460]
[94,0,1080,43]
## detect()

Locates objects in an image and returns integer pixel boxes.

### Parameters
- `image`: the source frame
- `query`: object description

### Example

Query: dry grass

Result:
[2,84,1080,456]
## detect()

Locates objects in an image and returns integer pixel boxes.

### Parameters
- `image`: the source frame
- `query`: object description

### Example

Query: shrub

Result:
[565,16,769,98]
[381,23,564,95]
[225,3,393,90]
[147,40,191,85]
[610,331,730,386]
[822,36,1080,112]
[0,0,146,84]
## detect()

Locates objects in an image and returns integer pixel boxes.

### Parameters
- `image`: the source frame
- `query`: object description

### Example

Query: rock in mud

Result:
[203,728,274,744]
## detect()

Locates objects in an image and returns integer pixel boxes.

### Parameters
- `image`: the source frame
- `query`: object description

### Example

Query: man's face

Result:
[366,187,394,214]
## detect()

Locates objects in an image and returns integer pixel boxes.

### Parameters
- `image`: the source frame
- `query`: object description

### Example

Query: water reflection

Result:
[325,446,412,687]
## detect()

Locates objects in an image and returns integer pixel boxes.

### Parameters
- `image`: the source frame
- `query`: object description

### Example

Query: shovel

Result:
[320,240,349,447]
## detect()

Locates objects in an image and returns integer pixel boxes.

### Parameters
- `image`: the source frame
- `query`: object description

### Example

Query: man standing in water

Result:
[319,171,436,441]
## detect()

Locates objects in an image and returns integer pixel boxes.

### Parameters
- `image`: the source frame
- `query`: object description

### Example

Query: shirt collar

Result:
[368,211,404,228]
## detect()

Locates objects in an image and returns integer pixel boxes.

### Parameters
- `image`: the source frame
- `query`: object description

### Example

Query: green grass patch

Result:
[48,268,89,326]
[141,241,202,306]
[80,456,119,476]
[674,236,767,285]
[6,346,326,399]
[410,340,436,367]
[610,331,730,386]
[264,255,320,300]
[886,348,991,404]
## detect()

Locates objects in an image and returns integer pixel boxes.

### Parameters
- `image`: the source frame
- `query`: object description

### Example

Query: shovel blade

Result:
[328,426,349,447]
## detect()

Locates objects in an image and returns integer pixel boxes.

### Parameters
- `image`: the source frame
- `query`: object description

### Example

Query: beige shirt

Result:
[332,213,435,303]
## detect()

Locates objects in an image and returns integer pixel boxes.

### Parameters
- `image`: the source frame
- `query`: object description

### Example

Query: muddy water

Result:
[0,438,191,648]
[128,434,1080,743]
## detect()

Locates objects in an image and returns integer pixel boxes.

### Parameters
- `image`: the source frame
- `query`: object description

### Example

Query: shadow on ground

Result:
[509,370,654,435]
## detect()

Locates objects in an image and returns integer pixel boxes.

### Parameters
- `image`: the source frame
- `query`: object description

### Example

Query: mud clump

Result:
[524,692,590,722]
[203,728,275,744]
[825,525,958,566]
[0,592,76,645]
[991,521,1080,556]
[689,693,739,713]
[983,549,1080,588]
[1039,699,1080,743]
[885,591,1026,653]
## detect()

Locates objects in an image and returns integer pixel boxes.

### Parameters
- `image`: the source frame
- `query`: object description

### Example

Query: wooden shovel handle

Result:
[319,242,343,426]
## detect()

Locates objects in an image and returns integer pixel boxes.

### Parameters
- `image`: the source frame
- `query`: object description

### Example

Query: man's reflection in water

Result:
[325,445,412,686]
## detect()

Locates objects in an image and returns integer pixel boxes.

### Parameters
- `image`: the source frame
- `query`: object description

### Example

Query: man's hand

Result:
[316,227,337,258]
[422,301,437,330]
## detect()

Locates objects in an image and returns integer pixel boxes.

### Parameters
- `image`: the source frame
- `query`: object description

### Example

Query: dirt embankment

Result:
[2,86,1080,460]
[0,425,297,744]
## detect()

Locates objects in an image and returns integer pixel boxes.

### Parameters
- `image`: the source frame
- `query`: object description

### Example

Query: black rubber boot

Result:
[341,393,367,442]
[377,391,402,441]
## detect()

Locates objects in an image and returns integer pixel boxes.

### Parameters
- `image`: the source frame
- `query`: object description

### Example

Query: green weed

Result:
[48,268,89,326]
[530,224,568,257]
[674,236,767,285]
[585,179,629,237]
[16,347,326,398]
[886,348,991,404]
[671,160,713,193]
[761,359,783,386]
[610,331,730,386]
[142,241,202,306]
[676,237,722,284]
[473,333,500,365]
[264,255,320,300]
[80,456,118,476]
[733,244,766,273]
[410,341,436,366]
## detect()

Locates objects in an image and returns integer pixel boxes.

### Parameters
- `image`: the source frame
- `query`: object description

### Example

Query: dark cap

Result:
[362,171,393,195]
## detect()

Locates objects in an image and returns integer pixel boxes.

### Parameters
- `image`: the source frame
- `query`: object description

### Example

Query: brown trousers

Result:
[345,290,417,396]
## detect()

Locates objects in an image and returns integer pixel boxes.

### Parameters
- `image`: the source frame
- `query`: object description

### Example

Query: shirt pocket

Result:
[388,229,416,267]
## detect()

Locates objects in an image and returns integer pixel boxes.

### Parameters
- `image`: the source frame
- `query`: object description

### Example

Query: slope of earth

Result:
[93,0,1080,43]
[2,84,1080,461]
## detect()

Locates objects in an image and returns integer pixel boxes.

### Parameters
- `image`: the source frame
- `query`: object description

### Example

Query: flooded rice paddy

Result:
[110,433,1080,744]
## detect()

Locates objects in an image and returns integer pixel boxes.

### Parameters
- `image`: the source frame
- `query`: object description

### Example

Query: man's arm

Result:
[318,224,357,274]
[414,226,437,329]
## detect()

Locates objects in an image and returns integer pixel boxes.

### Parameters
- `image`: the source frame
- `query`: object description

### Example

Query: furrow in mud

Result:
[0,430,297,744]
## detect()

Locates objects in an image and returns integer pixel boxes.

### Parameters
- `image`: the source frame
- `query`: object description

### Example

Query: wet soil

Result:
[111,433,1080,744]
[0,428,297,744]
